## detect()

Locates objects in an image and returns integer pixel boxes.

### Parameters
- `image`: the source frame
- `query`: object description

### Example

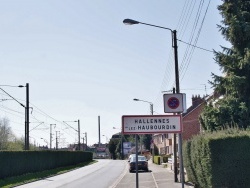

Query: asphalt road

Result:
[17,159,127,188]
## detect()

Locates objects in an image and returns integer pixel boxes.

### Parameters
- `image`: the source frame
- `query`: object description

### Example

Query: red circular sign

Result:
[167,97,180,109]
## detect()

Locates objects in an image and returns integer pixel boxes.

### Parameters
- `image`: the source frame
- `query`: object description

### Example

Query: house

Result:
[152,95,205,155]
[182,95,205,140]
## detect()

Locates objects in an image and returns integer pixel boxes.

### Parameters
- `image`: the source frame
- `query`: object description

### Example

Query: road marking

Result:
[151,172,159,188]
[109,161,128,188]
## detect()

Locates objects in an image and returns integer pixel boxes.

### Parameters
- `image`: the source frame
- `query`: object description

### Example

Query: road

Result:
[17,159,191,188]
[17,159,128,188]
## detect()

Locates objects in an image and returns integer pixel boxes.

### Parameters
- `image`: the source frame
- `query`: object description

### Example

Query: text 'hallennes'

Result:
[134,119,170,124]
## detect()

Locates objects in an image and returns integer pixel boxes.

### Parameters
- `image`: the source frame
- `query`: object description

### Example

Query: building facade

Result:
[153,95,205,155]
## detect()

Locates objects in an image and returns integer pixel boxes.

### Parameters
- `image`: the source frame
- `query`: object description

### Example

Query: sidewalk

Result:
[148,160,193,188]
[114,160,194,188]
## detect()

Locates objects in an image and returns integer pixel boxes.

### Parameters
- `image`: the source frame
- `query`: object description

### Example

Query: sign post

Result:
[122,114,183,188]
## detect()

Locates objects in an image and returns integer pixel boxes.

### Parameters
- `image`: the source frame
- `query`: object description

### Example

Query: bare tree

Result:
[0,117,12,150]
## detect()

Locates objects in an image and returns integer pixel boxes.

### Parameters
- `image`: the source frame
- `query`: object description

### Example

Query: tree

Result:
[108,138,120,159]
[0,117,12,150]
[200,0,250,130]
[142,134,151,151]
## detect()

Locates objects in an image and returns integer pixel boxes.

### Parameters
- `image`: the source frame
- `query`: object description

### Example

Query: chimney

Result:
[192,95,204,107]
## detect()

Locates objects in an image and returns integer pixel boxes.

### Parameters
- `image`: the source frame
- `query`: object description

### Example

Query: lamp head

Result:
[123,19,140,25]
[133,98,139,101]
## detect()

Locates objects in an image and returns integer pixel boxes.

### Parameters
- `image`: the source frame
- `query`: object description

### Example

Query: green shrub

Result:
[183,130,250,188]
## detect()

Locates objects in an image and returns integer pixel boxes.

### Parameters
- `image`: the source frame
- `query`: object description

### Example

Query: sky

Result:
[0,0,230,148]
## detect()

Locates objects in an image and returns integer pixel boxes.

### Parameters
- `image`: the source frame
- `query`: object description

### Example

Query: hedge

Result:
[0,150,93,179]
[183,130,250,188]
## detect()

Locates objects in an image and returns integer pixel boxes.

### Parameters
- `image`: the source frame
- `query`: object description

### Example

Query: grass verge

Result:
[0,160,97,188]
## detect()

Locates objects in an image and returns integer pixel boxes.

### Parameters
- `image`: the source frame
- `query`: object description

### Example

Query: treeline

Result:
[0,117,26,151]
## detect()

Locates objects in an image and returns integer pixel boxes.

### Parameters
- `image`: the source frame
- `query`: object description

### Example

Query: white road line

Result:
[110,161,128,188]
[151,172,159,188]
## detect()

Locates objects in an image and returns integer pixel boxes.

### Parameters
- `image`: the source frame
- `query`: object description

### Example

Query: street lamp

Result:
[124,19,184,185]
[133,98,154,156]
[123,19,179,93]
[0,83,30,150]
[133,98,153,115]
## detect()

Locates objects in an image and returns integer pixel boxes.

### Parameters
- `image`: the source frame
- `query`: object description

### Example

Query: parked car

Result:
[128,154,136,162]
[129,155,148,173]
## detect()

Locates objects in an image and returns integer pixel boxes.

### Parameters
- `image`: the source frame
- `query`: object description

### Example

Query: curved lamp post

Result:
[124,19,184,186]
[133,98,153,115]
[133,98,154,156]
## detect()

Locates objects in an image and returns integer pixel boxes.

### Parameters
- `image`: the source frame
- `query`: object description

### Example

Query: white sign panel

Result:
[163,93,186,113]
[122,115,182,134]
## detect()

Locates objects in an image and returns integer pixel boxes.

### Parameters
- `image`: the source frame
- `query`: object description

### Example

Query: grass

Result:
[0,160,97,188]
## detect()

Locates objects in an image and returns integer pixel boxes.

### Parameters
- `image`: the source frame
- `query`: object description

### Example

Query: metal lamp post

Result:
[124,19,184,186]
[133,98,154,155]
[133,98,153,115]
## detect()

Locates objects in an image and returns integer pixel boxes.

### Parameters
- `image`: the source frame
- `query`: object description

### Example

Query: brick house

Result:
[153,95,205,155]
[182,95,205,140]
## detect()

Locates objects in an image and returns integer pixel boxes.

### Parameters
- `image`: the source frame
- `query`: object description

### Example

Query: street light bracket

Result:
[123,18,173,32]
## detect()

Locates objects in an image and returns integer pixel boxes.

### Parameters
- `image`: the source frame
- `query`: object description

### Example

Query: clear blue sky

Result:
[0,0,229,147]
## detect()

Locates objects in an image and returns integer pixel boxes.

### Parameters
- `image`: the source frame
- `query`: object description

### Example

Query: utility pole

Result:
[25,83,29,150]
[50,124,56,149]
[150,103,154,159]
[78,119,80,150]
[173,87,178,182]
[122,19,184,187]
[56,131,58,150]
[85,132,87,150]
[82,136,84,151]
[98,116,100,147]
[82,132,87,151]
[173,30,185,185]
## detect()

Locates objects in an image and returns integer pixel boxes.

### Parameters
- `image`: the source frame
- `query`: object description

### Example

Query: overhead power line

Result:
[177,39,213,52]
[0,88,25,108]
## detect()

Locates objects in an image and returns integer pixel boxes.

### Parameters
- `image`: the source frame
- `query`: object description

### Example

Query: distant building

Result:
[68,143,87,151]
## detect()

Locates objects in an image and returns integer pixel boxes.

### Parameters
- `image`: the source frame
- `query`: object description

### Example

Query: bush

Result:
[183,130,250,188]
